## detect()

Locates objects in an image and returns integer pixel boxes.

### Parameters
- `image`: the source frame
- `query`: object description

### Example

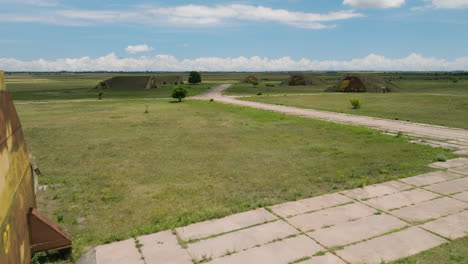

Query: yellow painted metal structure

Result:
[0,70,37,263]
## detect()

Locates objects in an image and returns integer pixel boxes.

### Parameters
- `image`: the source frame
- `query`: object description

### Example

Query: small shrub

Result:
[349,98,362,109]
[436,154,447,162]
[172,85,188,102]
[257,91,262,96]
[251,80,259,86]
[209,98,214,102]
[451,77,460,83]
[266,84,275,87]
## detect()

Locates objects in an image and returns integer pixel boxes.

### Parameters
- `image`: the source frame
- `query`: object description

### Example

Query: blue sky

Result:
[1,0,468,71]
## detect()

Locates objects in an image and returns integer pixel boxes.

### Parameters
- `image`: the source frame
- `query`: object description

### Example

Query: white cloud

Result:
[125,44,154,54]
[1,53,467,72]
[0,4,364,29]
[0,0,60,7]
[143,4,364,29]
[343,0,405,8]
[426,0,468,8]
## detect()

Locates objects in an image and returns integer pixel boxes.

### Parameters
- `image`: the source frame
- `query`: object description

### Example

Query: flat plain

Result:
[8,72,467,262]
[238,78,468,129]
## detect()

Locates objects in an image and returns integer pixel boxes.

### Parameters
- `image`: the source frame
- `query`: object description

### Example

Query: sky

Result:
[0,0,468,71]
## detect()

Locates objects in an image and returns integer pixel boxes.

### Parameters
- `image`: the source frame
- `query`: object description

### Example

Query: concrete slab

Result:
[95,239,144,264]
[454,149,468,155]
[390,197,467,223]
[449,165,468,176]
[269,193,352,218]
[309,214,407,248]
[363,188,439,211]
[399,171,461,187]
[424,177,468,195]
[208,235,323,264]
[175,208,277,241]
[287,203,375,232]
[187,220,298,260]
[420,211,468,240]
[336,227,447,264]
[341,181,411,200]
[301,253,346,264]
[138,231,192,264]
[452,191,468,202]
[429,158,468,169]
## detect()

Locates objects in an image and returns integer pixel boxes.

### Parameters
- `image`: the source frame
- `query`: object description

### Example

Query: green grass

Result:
[16,99,453,260]
[241,80,468,129]
[390,236,468,264]
[6,73,212,100]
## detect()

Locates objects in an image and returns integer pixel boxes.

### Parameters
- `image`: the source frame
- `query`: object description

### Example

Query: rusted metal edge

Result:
[28,208,72,254]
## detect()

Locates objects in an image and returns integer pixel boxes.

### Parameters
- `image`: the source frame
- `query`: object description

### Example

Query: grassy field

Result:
[6,73,212,100]
[8,72,467,262]
[390,236,467,264]
[241,79,468,129]
[16,98,453,260]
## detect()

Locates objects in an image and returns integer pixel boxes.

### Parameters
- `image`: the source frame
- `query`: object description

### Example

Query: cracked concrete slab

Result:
[309,214,407,248]
[287,203,375,232]
[175,208,277,241]
[423,177,468,195]
[138,231,192,264]
[420,211,468,240]
[187,220,298,261]
[451,191,468,202]
[269,193,352,218]
[390,197,467,223]
[363,188,439,211]
[95,239,143,264]
[336,227,447,264]
[449,165,468,176]
[208,235,323,264]
[341,181,411,200]
[454,149,468,155]
[399,171,461,187]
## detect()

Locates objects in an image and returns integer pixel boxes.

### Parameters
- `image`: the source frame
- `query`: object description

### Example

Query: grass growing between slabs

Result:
[241,80,468,129]
[16,99,454,260]
[390,236,468,264]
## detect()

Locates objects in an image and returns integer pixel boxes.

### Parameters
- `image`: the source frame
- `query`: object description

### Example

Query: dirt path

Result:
[191,84,468,153]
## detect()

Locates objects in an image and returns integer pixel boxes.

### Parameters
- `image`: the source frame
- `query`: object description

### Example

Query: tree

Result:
[188,71,202,84]
[172,85,188,102]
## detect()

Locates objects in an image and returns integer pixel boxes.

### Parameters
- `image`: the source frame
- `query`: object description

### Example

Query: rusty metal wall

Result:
[0,70,37,264]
